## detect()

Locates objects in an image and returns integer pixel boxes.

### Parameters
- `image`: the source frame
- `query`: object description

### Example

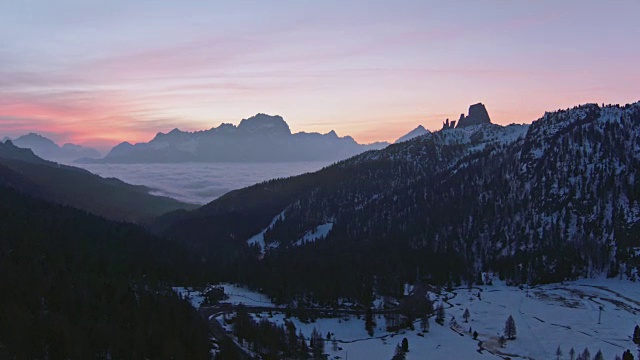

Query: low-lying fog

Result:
[76,162,333,205]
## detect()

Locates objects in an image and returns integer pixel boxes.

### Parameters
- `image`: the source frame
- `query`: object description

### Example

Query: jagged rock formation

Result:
[442,118,456,130]
[456,103,492,128]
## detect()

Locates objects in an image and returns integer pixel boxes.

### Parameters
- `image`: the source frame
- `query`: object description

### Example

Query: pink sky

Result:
[1,1,638,151]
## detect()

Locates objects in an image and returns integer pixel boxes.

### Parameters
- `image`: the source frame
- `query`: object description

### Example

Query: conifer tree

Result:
[310,327,325,359]
[504,315,516,340]
[556,346,562,360]
[420,315,430,332]
[391,344,406,360]
[436,302,446,325]
[463,308,471,323]
[401,337,409,352]
[594,350,604,360]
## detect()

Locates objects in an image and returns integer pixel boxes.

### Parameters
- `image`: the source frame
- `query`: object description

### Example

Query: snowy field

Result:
[210,279,639,360]
[174,283,281,308]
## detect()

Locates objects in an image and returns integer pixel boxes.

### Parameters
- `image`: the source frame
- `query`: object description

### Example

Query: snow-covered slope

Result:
[160,101,640,307]
[395,125,430,143]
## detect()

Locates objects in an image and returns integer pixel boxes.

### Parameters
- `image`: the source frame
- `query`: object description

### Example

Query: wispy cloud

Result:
[1,0,638,149]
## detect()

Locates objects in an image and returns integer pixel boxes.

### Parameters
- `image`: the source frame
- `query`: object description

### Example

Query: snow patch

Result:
[294,223,334,246]
[247,210,286,255]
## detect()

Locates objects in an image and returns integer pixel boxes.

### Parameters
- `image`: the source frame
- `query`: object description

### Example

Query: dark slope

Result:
[0,140,196,222]
[0,185,209,359]
[157,102,640,305]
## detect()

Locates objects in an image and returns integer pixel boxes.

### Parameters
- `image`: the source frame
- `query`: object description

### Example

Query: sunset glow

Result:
[1,0,639,150]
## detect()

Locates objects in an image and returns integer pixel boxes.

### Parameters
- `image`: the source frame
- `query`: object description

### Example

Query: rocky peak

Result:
[456,103,492,128]
[238,114,291,136]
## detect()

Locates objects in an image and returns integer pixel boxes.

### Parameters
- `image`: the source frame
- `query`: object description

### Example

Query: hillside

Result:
[157,102,640,305]
[0,140,196,222]
[0,185,209,358]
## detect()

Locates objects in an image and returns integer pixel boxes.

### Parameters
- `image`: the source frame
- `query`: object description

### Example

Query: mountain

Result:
[0,185,209,358]
[155,102,640,305]
[395,125,430,143]
[85,113,388,163]
[0,140,196,222]
[11,133,101,162]
[441,102,492,129]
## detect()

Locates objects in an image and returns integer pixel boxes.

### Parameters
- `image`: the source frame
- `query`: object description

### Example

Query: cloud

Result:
[77,162,332,204]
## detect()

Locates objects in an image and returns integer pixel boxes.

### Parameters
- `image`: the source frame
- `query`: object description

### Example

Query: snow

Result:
[173,287,206,308]
[218,283,280,308]
[247,210,286,255]
[294,223,334,246]
[217,278,640,359]
[174,283,280,309]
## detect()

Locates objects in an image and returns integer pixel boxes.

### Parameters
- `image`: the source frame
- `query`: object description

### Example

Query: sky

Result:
[1,0,639,151]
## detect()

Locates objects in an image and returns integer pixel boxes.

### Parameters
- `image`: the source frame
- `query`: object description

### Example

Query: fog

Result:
[76,162,332,205]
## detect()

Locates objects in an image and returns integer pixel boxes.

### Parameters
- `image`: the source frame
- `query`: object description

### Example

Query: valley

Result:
[179,279,640,360]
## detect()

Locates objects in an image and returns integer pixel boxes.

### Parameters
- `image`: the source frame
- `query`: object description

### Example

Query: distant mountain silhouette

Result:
[0,140,194,222]
[10,133,101,162]
[395,125,430,143]
[83,114,388,164]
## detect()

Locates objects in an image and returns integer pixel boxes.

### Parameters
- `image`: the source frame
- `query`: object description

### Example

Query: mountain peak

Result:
[15,132,59,146]
[238,114,291,136]
[395,124,430,143]
[456,103,492,128]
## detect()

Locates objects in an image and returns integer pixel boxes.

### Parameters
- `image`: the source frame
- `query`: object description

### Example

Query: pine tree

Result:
[391,344,406,360]
[556,346,563,360]
[569,347,576,360]
[420,315,429,332]
[504,315,516,340]
[622,349,634,360]
[310,327,325,359]
[581,347,590,360]
[463,308,471,323]
[594,350,604,360]
[436,302,445,325]
[365,308,375,336]
[401,337,409,352]
[634,325,640,345]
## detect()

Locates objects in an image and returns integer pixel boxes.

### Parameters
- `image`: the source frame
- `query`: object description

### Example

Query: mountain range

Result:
[82,113,389,164]
[0,139,195,222]
[6,133,101,162]
[154,101,640,305]
[1,100,639,357]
